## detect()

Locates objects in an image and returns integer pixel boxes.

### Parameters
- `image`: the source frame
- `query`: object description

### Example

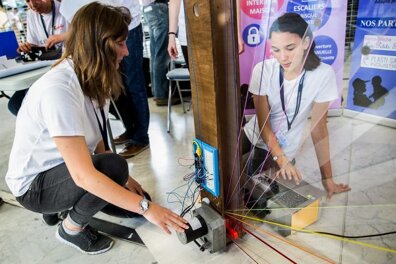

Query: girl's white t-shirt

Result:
[244,58,339,159]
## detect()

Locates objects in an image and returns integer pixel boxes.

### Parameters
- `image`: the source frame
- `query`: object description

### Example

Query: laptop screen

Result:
[0,31,19,59]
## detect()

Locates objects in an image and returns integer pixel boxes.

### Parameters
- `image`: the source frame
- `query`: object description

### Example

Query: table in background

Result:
[0,66,50,99]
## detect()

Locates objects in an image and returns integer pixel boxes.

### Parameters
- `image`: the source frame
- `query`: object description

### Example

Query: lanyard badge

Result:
[279,66,306,131]
[90,99,110,151]
[275,130,288,148]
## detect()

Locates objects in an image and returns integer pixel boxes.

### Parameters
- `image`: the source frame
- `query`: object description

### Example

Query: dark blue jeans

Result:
[143,2,170,99]
[16,153,131,225]
[117,24,150,146]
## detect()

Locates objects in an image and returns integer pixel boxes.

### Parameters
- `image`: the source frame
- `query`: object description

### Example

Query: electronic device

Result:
[176,141,224,252]
[192,139,220,197]
[245,173,325,236]
[20,46,62,62]
[177,202,226,253]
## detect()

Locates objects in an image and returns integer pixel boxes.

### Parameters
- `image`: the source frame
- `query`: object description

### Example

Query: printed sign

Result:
[346,0,396,119]
[314,35,338,66]
[239,0,347,110]
[241,0,284,20]
[286,0,331,30]
[243,24,265,47]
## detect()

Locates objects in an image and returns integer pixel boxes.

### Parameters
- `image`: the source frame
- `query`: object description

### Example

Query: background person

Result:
[8,0,67,116]
[168,0,188,66]
[168,0,244,66]
[142,0,171,107]
[6,3,187,255]
[18,0,67,52]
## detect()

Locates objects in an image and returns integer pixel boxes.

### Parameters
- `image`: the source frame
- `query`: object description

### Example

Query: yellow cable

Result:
[192,140,202,157]
[226,203,396,212]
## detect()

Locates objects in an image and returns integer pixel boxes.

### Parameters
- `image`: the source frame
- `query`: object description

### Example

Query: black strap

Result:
[39,0,55,38]
[279,66,306,131]
[91,100,110,151]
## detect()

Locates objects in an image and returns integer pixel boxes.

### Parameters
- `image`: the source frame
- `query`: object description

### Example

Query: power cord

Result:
[313,230,396,239]
[180,185,201,217]
[166,177,195,206]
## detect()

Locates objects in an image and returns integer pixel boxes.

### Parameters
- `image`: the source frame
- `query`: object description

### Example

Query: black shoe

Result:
[56,223,114,255]
[59,210,69,221]
[42,210,69,226]
[43,213,60,226]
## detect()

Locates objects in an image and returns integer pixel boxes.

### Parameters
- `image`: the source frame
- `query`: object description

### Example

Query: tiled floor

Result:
[0,93,395,263]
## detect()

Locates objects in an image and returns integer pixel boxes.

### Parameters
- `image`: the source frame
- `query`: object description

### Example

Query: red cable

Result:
[243,226,297,264]
[233,241,260,264]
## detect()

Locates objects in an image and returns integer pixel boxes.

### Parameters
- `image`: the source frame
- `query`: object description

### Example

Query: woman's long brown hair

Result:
[55,2,131,108]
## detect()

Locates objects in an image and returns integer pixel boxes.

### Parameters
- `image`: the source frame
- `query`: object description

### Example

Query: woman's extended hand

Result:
[276,161,302,185]
[143,202,189,234]
[322,178,351,199]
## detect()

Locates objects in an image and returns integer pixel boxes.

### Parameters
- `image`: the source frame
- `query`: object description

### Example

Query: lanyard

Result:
[90,99,110,151]
[40,1,55,38]
[279,66,306,131]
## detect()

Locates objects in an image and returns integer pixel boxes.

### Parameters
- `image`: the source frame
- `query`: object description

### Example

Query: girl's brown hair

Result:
[55,2,131,107]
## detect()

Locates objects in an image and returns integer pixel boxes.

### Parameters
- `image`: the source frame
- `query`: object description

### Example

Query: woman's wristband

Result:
[168,32,176,35]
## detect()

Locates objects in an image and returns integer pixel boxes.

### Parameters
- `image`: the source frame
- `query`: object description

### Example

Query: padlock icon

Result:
[247,27,260,45]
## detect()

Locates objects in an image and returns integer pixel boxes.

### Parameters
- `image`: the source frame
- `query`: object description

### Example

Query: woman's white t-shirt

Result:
[244,58,338,159]
[6,60,109,197]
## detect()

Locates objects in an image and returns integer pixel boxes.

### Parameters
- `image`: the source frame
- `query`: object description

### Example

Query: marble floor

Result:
[0,94,395,264]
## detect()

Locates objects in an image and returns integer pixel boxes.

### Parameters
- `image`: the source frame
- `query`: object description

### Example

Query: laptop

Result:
[0,31,19,59]
[245,174,325,236]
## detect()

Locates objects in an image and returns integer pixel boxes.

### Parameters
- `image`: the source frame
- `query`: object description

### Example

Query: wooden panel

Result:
[185,0,218,147]
[185,0,242,214]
